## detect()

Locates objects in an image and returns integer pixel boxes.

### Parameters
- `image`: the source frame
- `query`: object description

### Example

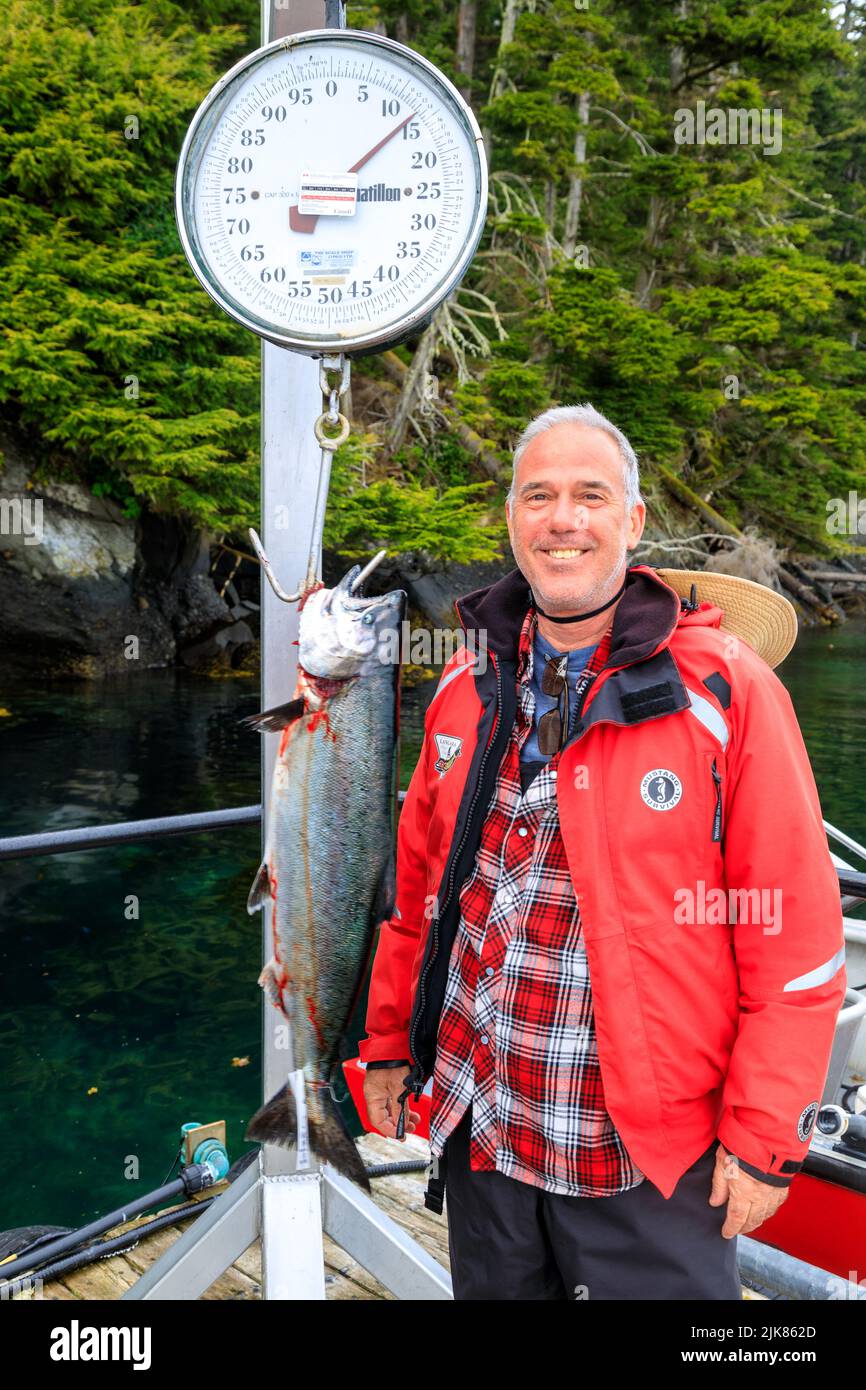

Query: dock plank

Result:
[29,1136,438,1300]
[27,1129,750,1300]
[57,1255,140,1300]
[120,1225,189,1274]
[200,1265,260,1300]
[38,1281,79,1301]
[231,1243,262,1284]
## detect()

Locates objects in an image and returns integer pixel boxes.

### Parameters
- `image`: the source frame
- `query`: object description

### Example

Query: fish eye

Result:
[361,612,375,625]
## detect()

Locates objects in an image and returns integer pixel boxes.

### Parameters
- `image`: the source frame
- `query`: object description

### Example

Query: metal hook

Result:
[248,527,303,603]
[249,528,388,605]
[247,353,387,605]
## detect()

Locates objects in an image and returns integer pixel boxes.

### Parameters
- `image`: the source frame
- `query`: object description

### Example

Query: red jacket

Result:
[360,564,847,1198]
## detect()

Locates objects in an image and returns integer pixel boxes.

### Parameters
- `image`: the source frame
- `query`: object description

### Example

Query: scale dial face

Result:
[175,29,487,353]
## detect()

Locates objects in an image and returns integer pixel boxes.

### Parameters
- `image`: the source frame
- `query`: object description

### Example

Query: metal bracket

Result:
[122,1153,453,1301]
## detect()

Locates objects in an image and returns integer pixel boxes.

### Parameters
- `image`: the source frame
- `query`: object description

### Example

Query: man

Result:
[360,403,847,1300]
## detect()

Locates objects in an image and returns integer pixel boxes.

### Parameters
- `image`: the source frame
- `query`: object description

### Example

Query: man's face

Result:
[505,423,646,614]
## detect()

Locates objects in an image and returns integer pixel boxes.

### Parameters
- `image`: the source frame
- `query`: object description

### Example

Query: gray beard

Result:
[532,578,605,614]
[526,550,627,616]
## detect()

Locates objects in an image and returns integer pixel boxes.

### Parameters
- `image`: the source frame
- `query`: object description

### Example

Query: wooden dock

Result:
[10,1132,448,1301]
[9,1130,763,1301]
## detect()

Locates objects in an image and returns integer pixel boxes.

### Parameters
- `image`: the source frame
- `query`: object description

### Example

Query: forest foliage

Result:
[0,0,865,561]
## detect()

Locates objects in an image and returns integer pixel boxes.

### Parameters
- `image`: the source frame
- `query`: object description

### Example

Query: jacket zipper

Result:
[558,661,615,753]
[405,650,504,1098]
[572,666,601,727]
[711,757,723,842]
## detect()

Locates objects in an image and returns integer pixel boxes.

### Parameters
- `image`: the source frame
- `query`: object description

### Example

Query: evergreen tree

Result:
[0,0,864,559]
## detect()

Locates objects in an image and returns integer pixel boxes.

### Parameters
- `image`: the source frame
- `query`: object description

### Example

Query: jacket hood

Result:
[454,563,724,668]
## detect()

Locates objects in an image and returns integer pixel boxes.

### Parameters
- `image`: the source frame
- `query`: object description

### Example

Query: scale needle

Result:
[289,113,417,234]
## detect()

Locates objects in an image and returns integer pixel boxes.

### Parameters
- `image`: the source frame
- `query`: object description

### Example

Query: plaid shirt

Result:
[428,606,646,1197]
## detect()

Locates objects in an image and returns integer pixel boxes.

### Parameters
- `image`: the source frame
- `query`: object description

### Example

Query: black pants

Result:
[443,1106,743,1300]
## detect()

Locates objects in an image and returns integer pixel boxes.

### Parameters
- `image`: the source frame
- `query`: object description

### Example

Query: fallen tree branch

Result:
[800,570,866,584]
[379,350,508,483]
[657,466,743,538]
[386,313,442,455]
[778,565,845,621]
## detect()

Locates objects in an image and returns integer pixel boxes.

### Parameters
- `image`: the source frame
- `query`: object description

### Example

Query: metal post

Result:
[125,2,453,1299]
[256,0,343,1301]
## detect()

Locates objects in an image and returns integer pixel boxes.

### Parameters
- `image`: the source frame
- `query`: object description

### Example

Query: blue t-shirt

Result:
[521,626,599,764]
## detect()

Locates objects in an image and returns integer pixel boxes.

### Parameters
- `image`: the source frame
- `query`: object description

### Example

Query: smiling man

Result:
[361,402,846,1301]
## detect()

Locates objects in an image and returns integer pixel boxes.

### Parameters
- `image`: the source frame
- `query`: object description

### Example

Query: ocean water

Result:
[0,619,863,1232]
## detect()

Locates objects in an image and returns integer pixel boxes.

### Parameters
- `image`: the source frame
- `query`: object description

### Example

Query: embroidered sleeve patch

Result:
[797,1100,819,1143]
[434,733,463,778]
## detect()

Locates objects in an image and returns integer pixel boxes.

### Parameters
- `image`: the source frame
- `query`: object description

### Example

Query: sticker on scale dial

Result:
[298,249,357,276]
[640,769,683,810]
[298,171,358,217]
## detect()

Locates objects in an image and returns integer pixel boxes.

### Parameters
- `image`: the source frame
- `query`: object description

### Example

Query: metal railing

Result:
[825,818,866,914]
[0,792,409,862]
[825,818,866,866]
[0,805,262,860]
[0,801,864,905]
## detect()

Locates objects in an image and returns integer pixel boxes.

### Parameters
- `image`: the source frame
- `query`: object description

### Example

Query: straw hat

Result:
[653,568,799,669]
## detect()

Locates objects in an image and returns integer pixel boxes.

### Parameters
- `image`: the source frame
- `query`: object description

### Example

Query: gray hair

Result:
[506,403,643,513]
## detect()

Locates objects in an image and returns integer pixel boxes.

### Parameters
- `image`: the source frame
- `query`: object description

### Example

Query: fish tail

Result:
[311,1083,373,1193]
[244,1079,371,1193]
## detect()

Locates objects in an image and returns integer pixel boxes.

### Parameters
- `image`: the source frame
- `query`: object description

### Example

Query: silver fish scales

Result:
[242,562,406,1190]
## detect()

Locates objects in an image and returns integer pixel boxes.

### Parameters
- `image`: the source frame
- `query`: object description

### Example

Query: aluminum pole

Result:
[257,0,345,1300]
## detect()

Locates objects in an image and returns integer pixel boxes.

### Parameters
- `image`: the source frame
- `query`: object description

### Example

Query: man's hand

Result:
[363,1068,421,1142]
[709,1142,790,1237]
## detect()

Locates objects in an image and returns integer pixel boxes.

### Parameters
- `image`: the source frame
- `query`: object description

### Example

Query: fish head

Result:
[299,564,406,678]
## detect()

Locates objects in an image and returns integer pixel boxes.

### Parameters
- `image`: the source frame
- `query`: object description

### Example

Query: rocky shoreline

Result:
[0,440,257,680]
[1,442,864,681]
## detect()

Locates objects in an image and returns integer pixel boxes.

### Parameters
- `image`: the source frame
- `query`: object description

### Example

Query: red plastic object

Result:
[343,1056,432,1140]
[750,1168,866,1286]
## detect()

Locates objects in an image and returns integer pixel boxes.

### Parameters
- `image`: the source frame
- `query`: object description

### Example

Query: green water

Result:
[0,621,864,1233]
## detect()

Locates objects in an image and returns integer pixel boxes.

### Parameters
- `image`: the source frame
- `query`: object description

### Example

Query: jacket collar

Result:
[454,563,682,669]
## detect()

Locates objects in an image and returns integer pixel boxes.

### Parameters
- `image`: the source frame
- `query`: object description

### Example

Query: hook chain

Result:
[249,353,386,604]
[315,353,351,449]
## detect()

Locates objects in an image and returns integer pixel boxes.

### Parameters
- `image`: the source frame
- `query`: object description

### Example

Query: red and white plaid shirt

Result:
[428,606,646,1196]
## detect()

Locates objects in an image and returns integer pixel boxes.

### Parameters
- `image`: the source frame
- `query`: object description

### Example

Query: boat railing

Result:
[0,805,262,860]
[1,801,864,907]
[0,795,412,862]
[825,818,866,919]
[825,817,866,865]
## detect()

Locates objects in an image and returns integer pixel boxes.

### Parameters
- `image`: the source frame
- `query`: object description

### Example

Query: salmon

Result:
[241,562,405,1190]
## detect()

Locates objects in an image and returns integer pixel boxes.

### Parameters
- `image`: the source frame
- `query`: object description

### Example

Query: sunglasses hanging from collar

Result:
[537,656,600,757]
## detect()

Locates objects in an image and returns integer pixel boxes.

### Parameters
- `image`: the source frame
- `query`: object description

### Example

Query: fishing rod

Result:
[0,1147,430,1293]
[0,1132,232,1283]
[0,1196,220,1298]
[0,1171,216,1283]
